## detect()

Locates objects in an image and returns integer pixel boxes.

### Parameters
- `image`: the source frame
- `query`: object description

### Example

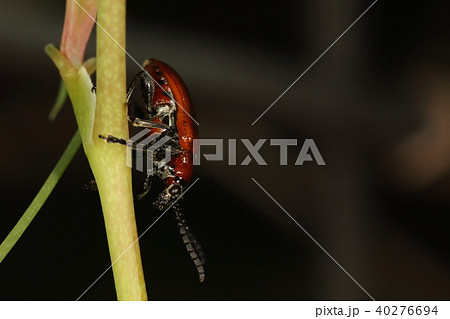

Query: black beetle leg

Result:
[135,174,152,200]
[126,70,154,123]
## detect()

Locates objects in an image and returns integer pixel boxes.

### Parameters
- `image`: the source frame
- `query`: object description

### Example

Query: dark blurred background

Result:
[0,1,449,300]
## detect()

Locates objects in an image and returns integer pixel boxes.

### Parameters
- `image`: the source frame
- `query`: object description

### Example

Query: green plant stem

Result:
[0,131,81,263]
[88,0,147,300]
[46,0,146,300]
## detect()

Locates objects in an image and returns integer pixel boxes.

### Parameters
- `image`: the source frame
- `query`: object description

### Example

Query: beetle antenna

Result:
[173,203,205,282]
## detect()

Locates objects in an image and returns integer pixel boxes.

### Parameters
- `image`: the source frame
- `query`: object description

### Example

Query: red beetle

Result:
[100,59,204,282]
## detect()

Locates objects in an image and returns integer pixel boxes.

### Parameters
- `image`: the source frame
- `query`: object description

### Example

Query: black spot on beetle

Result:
[158,77,168,85]
[153,67,162,75]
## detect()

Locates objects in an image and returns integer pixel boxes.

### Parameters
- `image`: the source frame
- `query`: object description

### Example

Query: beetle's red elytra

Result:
[143,59,198,186]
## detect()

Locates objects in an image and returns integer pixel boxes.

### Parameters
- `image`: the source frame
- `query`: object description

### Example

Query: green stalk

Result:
[0,131,81,263]
[46,0,147,300]
[89,0,147,300]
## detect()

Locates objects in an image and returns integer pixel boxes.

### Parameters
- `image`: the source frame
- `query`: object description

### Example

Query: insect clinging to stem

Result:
[99,58,205,282]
